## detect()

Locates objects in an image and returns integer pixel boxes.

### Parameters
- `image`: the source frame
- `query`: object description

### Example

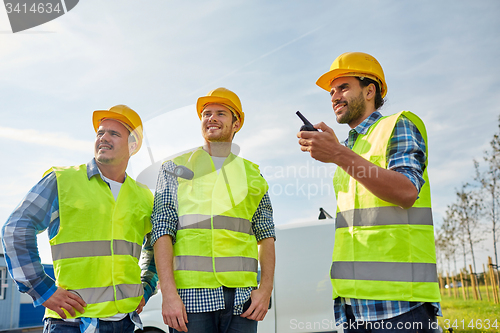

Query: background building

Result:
[0,242,52,330]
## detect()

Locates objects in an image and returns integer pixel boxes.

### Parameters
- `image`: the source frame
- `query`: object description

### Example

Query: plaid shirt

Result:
[334,111,441,324]
[1,159,158,310]
[151,155,275,315]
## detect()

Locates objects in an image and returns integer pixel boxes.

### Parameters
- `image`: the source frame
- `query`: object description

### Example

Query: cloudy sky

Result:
[1,0,499,269]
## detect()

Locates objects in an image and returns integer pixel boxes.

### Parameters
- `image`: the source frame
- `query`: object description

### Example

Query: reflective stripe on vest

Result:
[70,284,143,304]
[331,262,438,283]
[331,111,440,302]
[174,256,258,273]
[178,214,254,235]
[51,240,142,261]
[335,206,433,228]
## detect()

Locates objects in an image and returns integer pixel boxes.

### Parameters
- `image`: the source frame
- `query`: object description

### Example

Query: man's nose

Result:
[331,91,341,104]
[100,131,111,141]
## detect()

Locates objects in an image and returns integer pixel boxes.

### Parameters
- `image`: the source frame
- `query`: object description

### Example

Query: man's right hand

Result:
[42,287,87,319]
[162,291,188,332]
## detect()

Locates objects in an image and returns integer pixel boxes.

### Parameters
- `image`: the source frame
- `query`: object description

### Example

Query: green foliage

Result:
[437,115,500,273]
[473,114,500,267]
[438,286,500,333]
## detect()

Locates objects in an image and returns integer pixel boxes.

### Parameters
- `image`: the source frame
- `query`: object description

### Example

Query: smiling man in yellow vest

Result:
[2,105,157,333]
[152,87,275,333]
[297,53,441,332]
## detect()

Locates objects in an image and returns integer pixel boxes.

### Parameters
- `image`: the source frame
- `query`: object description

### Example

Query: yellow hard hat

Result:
[316,52,387,98]
[92,104,143,155]
[196,87,244,132]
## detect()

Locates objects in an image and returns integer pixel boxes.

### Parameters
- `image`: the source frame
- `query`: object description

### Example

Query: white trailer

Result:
[138,219,341,333]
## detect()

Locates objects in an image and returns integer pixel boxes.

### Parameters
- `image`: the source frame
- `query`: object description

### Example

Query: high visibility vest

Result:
[331,111,440,302]
[171,148,268,289]
[45,164,153,319]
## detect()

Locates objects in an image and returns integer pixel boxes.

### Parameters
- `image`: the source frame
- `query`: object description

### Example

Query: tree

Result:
[474,115,500,266]
[436,208,460,274]
[447,184,484,273]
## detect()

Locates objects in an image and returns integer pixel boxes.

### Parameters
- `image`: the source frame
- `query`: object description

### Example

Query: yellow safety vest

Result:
[331,111,440,302]
[45,164,153,319]
[171,148,268,289]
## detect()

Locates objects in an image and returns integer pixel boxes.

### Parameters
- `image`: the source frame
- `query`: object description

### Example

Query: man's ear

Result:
[232,119,241,133]
[128,142,138,155]
[365,83,376,101]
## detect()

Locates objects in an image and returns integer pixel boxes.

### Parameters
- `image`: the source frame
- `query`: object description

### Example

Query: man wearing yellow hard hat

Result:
[2,105,157,332]
[152,88,275,333]
[298,52,441,332]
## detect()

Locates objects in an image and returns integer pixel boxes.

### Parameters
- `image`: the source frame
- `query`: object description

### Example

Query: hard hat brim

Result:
[196,96,245,132]
[93,111,135,132]
[316,69,387,98]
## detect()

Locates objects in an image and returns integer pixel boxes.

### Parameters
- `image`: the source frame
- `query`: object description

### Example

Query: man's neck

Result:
[348,107,377,129]
[96,162,127,183]
[203,142,232,157]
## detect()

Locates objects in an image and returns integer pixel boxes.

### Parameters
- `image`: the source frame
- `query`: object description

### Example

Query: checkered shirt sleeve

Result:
[387,115,427,193]
[151,160,179,245]
[1,172,58,306]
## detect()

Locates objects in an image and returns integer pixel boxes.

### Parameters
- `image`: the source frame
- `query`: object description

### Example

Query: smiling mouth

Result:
[334,102,347,113]
[98,144,112,151]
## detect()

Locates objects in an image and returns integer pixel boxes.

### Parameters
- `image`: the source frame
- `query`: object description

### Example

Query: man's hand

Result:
[297,122,345,164]
[42,287,87,319]
[154,235,188,331]
[240,288,272,321]
[298,121,419,208]
[136,297,146,314]
[162,291,188,332]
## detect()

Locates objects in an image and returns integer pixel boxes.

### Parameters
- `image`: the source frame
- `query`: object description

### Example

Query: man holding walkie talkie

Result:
[297,52,442,332]
[151,87,275,333]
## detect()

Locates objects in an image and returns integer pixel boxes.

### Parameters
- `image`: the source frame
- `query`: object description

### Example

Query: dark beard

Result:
[336,92,366,125]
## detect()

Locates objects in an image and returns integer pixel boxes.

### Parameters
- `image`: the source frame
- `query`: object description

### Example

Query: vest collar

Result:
[353,111,382,135]
[86,158,127,182]
[87,159,100,180]
[343,111,383,146]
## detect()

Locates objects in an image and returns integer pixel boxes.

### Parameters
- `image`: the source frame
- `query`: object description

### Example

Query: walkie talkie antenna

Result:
[296,111,318,132]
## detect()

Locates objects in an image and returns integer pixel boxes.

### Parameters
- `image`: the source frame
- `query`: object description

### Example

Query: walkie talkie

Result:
[296,111,318,131]
[166,165,194,180]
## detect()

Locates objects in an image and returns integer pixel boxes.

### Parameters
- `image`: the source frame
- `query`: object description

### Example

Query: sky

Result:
[1,0,499,272]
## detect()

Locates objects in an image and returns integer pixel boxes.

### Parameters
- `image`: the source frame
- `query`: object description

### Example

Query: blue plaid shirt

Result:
[151,154,275,315]
[333,111,441,324]
[1,159,158,316]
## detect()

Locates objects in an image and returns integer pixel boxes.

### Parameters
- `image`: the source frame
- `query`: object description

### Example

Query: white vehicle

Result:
[138,288,170,332]
[137,219,341,333]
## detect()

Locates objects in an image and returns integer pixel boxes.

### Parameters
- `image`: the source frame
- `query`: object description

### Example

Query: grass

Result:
[438,286,500,332]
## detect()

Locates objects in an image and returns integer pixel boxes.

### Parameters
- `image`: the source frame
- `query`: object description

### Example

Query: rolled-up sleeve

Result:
[1,172,59,306]
[387,115,427,194]
[251,191,275,242]
[140,233,158,303]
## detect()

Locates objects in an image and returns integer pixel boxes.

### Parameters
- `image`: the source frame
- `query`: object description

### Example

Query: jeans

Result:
[43,316,135,333]
[343,303,441,333]
[170,287,258,333]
